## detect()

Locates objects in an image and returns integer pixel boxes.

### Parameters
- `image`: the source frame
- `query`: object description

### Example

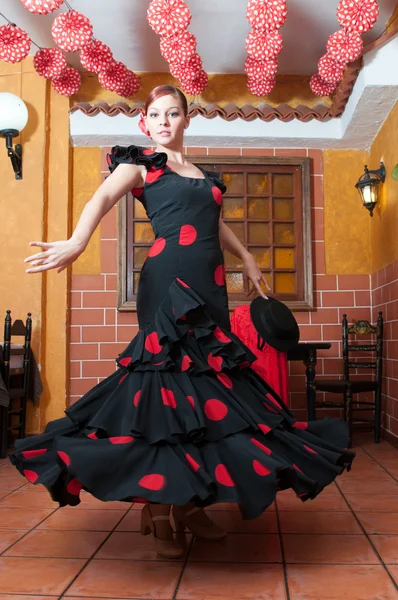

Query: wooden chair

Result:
[0,310,32,458]
[313,312,383,445]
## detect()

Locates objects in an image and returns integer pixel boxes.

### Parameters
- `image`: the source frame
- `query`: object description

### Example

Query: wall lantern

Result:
[355,162,386,217]
[0,92,29,180]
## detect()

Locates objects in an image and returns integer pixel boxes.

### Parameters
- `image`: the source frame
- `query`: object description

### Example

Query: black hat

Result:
[250,296,300,352]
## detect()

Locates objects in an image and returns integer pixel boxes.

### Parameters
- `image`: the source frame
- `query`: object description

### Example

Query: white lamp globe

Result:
[0,93,28,133]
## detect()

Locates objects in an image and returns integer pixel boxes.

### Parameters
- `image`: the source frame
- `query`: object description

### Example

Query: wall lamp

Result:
[355,162,386,217]
[0,92,28,180]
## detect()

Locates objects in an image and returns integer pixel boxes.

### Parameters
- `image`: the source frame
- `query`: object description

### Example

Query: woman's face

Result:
[145,94,189,145]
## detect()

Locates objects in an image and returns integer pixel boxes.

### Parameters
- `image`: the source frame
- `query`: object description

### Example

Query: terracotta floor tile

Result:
[279,511,362,534]
[277,492,349,512]
[0,489,59,508]
[0,529,27,552]
[115,509,143,531]
[63,491,132,511]
[0,507,55,529]
[344,494,398,512]
[176,563,286,599]
[0,596,59,600]
[190,533,281,563]
[3,529,108,558]
[97,531,191,561]
[356,512,398,535]
[287,564,398,599]
[283,533,379,564]
[37,508,126,531]
[205,509,278,533]
[370,535,398,564]
[338,467,392,481]
[65,559,182,599]
[387,565,398,584]
[337,479,398,495]
[0,557,85,595]
[0,476,27,492]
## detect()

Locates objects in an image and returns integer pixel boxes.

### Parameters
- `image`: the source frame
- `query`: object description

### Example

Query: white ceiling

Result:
[0,0,396,75]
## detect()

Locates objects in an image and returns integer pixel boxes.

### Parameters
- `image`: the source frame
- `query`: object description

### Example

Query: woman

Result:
[9,85,354,559]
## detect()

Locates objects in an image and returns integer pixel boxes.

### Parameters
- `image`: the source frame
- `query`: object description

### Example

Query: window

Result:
[114,155,313,312]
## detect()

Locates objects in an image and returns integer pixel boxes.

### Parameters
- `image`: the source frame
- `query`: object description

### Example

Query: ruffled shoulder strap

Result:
[205,170,227,194]
[106,145,168,174]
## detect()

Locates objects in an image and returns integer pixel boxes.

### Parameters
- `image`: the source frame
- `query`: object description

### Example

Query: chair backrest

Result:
[2,310,32,387]
[342,312,383,383]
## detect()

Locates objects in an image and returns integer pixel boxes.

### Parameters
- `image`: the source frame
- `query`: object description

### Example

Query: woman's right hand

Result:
[24,238,85,274]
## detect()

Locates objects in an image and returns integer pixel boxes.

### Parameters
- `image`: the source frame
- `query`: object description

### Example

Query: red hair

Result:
[144,85,188,116]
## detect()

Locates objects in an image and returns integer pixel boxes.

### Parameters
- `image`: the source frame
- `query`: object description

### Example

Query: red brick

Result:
[71,309,104,326]
[106,274,117,291]
[101,206,117,240]
[322,324,343,341]
[69,378,98,396]
[275,149,307,157]
[294,312,310,325]
[289,361,307,375]
[117,326,137,342]
[386,301,397,322]
[70,343,98,360]
[310,175,323,208]
[338,274,370,291]
[322,291,355,308]
[82,326,115,342]
[355,291,371,307]
[69,362,81,378]
[377,268,386,287]
[208,147,241,156]
[388,378,398,400]
[313,241,325,275]
[338,307,371,322]
[289,392,308,410]
[241,148,274,157]
[314,291,321,309]
[385,262,394,284]
[391,321,398,341]
[390,417,398,437]
[105,309,116,325]
[314,275,337,291]
[312,208,324,242]
[71,291,81,308]
[297,324,322,341]
[381,285,390,304]
[100,342,128,359]
[323,358,344,375]
[387,341,398,360]
[289,408,307,421]
[82,360,116,378]
[393,260,398,280]
[317,341,339,358]
[308,150,324,175]
[288,374,306,391]
[371,272,377,289]
[311,308,339,325]
[186,147,208,155]
[117,312,139,325]
[101,240,117,274]
[71,274,105,291]
[70,326,81,342]
[83,291,117,308]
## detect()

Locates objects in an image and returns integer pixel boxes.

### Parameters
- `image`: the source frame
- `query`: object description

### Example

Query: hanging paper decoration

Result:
[51,9,93,52]
[34,47,67,78]
[169,53,202,81]
[326,30,363,63]
[337,0,379,33]
[51,66,81,96]
[19,0,64,15]
[247,75,276,97]
[309,73,337,97]
[246,29,283,60]
[245,56,278,79]
[180,70,208,95]
[80,39,113,73]
[98,60,129,92]
[160,30,196,64]
[147,0,191,36]
[0,23,31,64]
[115,71,141,98]
[246,0,288,30]
[318,54,345,83]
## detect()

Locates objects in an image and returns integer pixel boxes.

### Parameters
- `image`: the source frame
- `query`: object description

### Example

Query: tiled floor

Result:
[0,434,397,599]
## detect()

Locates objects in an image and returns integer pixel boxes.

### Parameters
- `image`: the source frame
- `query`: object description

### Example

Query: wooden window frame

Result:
[116,155,313,312]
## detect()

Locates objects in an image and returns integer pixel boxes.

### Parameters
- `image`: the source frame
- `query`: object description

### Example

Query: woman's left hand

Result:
[242,252,270,299]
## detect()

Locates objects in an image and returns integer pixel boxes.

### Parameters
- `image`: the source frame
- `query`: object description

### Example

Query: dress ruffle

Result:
[9,278,355,519]
[106,145,168,173]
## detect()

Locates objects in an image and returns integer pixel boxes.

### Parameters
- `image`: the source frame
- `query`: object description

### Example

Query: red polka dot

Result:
[24,469,39,483]
[204,399,228,421]
[152,360,164,366]
[263,402,278,414]
[148,237,166,257]
[215,464,235,487]
[142,149,154,155]
[161,387,177,408]
[87,431,98,440]
[207,352,223,372]
[258,424,271,435]
[145,331,162,354]
[66,477,82,495]
[240,361,251,368]
[133,390,141,407]
[265,393,282,410]
[139,473,166,490]
[119,357,131,367]
[181,354,192,371]
[293,463,304,474]
[179,224,197,245]
[22,449,47,459]
[186,453,200,472]
[304,444,318,455]
[217,372,233,389]
[109,436,134,444]
[293,421,308,430]
[253,460,271,476]
[57,451,71,466]
[178,313,187,321]
[131,187,143,198]
[213,326,230,343]
[214,264,225,286]
[146,166,164,184]
[119,374,128,385]
[211,186,223,205]
[176,277,190,288]
[187,395,195,408]
[250,437,272,455]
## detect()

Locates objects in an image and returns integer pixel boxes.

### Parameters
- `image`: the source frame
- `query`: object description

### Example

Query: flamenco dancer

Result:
[9,85,354,559]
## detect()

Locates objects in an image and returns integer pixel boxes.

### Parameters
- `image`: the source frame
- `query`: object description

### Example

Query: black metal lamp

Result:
[0,92,28,180]
[355,162,386,217]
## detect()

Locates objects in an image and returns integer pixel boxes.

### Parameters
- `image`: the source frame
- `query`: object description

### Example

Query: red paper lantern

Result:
[51,66,81,97]
[19,0,64,14]
[160,30,196,64]
[309,73,337,97]
[115,71,141,97]
[318,53,345,83]
[98,61,129,92]
[34,47,67,79]
[245,56,278,79]
[0,23,31,64]
[80,39,114,73]
[180,70,208,95]
[170,53,202,81]
[337,0,379,34]
[246,29,283,60]
[51,9,94,52]
[246,0,288,30]
[147,0,191,37]
[247,75,276,96]
[327,29,363,64]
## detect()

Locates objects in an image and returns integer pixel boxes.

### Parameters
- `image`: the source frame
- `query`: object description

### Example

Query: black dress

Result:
[9,145,355,520]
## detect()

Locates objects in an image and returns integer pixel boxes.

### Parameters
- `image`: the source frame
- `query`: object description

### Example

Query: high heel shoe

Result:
[140,504,185,559]
[172,505,227,541]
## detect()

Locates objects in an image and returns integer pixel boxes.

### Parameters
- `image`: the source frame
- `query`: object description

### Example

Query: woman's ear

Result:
[184,116,190,130]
